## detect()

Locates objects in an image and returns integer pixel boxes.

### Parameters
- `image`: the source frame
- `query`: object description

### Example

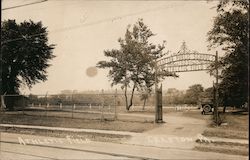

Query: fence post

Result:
[46,103,49,118]
[72,105,73,118]
[71,93,74,119]
[101,89,104,121]
[114,89,118,120]
[45,92,48,118]
[22,95,25,115]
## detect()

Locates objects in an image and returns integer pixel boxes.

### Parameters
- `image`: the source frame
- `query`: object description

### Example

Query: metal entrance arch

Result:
[154,42,219,124]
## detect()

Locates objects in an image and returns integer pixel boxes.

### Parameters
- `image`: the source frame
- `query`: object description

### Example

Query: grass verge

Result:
[0,113,159,133]
[185,110,249,156]
[194,143,248,156]
[202,111,248,139]
[0,126,130,143]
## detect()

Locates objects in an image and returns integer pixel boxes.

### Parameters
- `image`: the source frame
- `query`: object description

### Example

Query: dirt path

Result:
[124,112,208,149]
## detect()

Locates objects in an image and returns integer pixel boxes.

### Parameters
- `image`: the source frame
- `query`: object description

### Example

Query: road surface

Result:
[0,132,247,159]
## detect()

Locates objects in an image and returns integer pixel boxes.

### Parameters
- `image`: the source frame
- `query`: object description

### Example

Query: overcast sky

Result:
[2,0,220,95]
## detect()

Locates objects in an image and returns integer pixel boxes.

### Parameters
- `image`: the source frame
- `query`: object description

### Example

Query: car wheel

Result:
[203,104,212,113]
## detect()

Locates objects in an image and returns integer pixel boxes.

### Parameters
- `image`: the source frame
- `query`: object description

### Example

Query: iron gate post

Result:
[155,62,158,123]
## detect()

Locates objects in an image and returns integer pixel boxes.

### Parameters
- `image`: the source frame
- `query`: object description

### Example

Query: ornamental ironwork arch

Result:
[154,42,219,124]
[157,41,217,73]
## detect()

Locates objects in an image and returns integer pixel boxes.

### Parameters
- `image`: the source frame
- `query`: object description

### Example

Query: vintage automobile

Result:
[199,98,214,115]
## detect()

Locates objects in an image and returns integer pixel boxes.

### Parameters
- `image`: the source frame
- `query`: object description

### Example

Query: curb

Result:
[0,124,139,136]
[207,137,248,145]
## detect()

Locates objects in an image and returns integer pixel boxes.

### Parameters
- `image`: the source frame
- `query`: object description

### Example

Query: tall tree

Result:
[1,20,55,109]
[184,84,204,104]
[140,88,151,110]
[166,88,181,105]
[207,0,249,110]
[97,19,176,111]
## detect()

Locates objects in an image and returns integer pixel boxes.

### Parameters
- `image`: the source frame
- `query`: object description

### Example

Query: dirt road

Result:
[124,112,208,149]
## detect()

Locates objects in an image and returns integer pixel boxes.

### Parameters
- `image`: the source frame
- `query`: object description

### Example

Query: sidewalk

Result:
[0,124,138,136]
[1,123,247,152]
[0,132,247,160]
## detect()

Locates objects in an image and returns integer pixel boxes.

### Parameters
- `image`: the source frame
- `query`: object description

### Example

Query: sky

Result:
[2,0,220,95]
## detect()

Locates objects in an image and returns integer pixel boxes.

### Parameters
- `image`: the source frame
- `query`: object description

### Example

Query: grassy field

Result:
[195,143,248,156]
[183,110,248,139]
[203,111,248,139]
[0,126,130,143]
[0,112,159,133]
[0,111,161,142]
[184,110,249,156]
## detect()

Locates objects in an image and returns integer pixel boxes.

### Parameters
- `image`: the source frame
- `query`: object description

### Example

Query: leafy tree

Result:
[207,0,249,111]
[97,19,176,110]
[166,88,182,104]
[1,20,55,109]
[201,87,214,99]
[140,89,151,110]
[184,84,204,104]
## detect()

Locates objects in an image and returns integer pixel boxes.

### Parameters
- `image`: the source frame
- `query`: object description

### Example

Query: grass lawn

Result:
[0,112,159,133]
[194,143,248,156]
[203,111,248,139]
[0,127,130,143]
[184,110,249,156]
[183,110,248,139]
[0,111,161,143]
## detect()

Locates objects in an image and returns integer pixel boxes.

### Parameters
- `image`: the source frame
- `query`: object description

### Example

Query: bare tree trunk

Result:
[142,98,147,110]
[124,84,129,110]
[0,95,6,110]
[127,83,136,111]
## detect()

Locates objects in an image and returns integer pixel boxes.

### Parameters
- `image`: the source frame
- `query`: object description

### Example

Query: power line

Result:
[1,32,48,45]
[1,3,185,44]
[2,0,48,11]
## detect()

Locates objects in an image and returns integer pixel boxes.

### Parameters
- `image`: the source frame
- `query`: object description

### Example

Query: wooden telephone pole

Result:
[214,51,219,125]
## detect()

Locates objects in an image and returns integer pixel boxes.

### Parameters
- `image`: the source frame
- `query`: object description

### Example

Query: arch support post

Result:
[155,63,163,123]
[155,63,158,123]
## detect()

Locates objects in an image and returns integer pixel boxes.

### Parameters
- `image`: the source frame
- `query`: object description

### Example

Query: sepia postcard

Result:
[1,0,249,159]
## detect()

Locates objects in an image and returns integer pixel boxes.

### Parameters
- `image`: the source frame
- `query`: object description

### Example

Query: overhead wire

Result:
[1,3,185,45]
[2,0,48,11]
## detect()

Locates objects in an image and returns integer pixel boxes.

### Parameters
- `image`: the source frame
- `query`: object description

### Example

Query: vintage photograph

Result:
[0,0,249,159]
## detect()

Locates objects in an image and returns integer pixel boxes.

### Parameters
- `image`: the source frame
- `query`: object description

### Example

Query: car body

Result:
[199,98,214,115]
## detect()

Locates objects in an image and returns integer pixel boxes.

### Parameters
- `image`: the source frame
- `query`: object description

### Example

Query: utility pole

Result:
[214,51,219,125]
[114,89,117,120]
